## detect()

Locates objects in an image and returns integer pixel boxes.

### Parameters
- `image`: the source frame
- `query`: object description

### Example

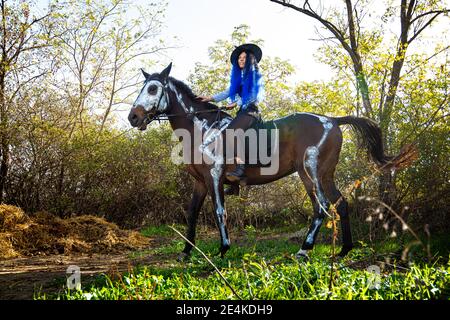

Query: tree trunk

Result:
[355,68,372,117]
[56,161,65,217]
[377,0,412,206]
[0,71,8,203]
[0,139,8,203]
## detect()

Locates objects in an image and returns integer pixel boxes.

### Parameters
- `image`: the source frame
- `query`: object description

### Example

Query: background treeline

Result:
[1,0,448,238]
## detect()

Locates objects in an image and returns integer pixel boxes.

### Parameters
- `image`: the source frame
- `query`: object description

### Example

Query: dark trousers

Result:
[226,104,259,163]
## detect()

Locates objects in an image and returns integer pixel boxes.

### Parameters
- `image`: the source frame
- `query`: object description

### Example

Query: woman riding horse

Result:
[128,60,416,260]
[198,43,264,183]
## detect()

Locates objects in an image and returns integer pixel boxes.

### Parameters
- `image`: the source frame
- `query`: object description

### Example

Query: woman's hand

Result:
[225,102,237,110]
[196,95,213,103]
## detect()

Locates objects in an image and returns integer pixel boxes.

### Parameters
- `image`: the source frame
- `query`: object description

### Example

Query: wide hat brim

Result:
[230,43,262,64]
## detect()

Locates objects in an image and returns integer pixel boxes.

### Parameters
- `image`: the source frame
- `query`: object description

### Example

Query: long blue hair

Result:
[229,52,263,106]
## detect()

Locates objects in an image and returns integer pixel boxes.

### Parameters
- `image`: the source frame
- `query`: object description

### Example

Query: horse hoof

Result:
[295,249,310,262]
[219,245,230,258]
[177,252,191,262]
[338,245,353,258]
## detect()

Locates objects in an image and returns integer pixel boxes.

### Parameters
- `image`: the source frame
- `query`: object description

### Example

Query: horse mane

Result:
[168,77,197,100]
[168,77,220,109]
[144,73,196,99]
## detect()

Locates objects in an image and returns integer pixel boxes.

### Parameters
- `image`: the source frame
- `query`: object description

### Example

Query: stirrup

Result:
[226,164,246,182]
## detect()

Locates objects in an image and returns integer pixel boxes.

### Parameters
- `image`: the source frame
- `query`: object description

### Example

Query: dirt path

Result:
[0,229,302,300]
[0,240,171,300]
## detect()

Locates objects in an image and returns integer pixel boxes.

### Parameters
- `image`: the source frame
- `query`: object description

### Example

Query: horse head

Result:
[128,63,172,130]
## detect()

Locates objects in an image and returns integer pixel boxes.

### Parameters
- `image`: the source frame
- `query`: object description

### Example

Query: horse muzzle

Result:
[129,105,153,131]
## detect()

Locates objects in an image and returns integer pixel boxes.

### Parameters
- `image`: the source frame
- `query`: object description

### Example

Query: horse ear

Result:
[160,62,172,83]
[141,68,151,80]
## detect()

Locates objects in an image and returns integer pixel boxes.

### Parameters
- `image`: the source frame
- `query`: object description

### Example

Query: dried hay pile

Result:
[0,205,149,259]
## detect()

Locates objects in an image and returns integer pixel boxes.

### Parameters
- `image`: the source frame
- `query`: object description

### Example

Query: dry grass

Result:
[0,205,149,259]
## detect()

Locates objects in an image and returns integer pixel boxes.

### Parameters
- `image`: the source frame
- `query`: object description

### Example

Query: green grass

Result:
[140,224,185,237]
[38,225,450,300]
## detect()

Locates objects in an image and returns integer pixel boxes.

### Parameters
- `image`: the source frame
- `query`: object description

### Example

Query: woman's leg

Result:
[226,113,256,164]
[225,112,257,181]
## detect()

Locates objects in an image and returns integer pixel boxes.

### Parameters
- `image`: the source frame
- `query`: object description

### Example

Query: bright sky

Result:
[120,0,448,127]
[34,0,449,127]
[157,0,449,82]
[157,0,335,83]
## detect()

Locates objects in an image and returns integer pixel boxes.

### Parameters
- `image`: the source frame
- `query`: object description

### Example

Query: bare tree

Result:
[99,2,176,132]
[270,0,449,205]
[380,0,449,134]
[270,0,449,122]
[44,0,173,213]
[270,0,373,116]
[0,0,58,202]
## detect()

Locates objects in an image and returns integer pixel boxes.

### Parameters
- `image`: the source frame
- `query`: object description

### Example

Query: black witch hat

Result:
[230,43,262,64]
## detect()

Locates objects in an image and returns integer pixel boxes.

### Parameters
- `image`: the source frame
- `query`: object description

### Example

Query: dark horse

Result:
[128,63,415,260]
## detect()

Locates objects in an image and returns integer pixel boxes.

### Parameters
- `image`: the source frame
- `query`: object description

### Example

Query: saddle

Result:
[243,117,278,167]
[204,112,278,168]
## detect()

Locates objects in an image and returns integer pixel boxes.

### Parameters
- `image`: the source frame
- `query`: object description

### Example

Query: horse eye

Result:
[148,85,158,94]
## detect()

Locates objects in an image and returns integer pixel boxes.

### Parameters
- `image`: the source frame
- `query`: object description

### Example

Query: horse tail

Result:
[334,116,417,170]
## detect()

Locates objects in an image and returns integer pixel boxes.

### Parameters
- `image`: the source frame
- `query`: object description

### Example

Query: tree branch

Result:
[410,9,450,24]
[408,12,444,44]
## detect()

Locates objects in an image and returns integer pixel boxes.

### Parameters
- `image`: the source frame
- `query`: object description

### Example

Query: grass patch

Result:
[38,225,450,300]
[140,224,183,237]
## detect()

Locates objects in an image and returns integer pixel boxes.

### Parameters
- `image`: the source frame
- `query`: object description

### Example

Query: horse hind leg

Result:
[295,149,331,260]
[323,177,354,257]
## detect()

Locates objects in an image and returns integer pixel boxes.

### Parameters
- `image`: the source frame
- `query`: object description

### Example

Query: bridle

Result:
[140,80,170,126]
[141,80,228,126]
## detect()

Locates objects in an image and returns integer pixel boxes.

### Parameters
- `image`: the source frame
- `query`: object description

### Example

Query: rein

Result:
[145,108,226,123]
[143,82,228,125]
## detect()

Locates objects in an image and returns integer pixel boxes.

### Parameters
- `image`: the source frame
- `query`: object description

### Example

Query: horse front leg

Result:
[179,180,207,261]
[208,164,230,258]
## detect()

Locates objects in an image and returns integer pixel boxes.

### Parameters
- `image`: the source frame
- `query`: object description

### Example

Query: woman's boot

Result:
[226,163,246,182]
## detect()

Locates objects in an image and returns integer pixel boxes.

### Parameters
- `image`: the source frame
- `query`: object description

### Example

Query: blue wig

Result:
[228,52,263,107]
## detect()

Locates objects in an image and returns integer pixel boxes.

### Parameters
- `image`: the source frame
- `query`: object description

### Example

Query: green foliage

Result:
[140,224,184,237]
[3,3,449,238]
[306,3,450,232]
[41,226,450,300]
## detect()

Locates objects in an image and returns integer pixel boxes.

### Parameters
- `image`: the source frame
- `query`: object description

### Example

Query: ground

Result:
[0,253,132,299]
[0,204,157,299]
[0,241,172,300]
[0,221,448,300]
[0,226,299,299]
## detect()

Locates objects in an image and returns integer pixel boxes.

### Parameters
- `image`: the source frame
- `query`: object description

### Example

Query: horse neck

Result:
[165,84,194,133]
[166,83,221,133]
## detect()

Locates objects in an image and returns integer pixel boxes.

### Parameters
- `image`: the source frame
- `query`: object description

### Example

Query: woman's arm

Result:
[225,102,238,110]
[212,88,230,102]
[197,88,230,103]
